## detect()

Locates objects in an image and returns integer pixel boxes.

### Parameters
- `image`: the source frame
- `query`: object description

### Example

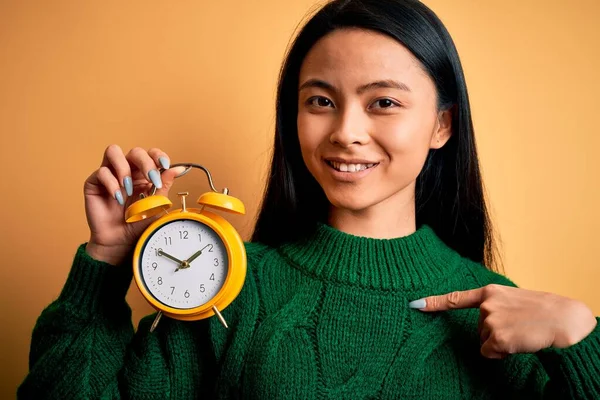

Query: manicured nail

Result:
[115,189,124,205]
[408,299,427,309]
[148,169,163,189]
[159,157,170,169]
[123,176,133,197]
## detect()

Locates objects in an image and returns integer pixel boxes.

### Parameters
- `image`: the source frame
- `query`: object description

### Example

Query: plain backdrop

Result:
[1,0,598,397]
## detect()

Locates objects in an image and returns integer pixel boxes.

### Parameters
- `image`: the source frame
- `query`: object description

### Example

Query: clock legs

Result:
[150,311,163,333]
[212,305,228,329]
[148,307,228,332]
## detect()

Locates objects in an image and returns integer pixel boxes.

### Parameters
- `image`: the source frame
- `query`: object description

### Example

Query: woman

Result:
[18,0,600,398]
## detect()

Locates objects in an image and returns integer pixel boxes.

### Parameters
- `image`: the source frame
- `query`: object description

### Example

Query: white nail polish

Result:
[408,299,427,309]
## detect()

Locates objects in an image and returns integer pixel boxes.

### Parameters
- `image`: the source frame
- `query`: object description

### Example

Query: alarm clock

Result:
[124,163,246,332]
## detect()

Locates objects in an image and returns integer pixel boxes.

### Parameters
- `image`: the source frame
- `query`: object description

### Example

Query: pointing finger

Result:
[409,288,486,312]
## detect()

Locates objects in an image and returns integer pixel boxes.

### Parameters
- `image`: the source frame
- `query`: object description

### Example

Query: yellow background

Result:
[1,0,598,396]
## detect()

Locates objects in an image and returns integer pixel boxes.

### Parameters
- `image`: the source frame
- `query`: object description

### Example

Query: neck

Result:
[327,185,416,239]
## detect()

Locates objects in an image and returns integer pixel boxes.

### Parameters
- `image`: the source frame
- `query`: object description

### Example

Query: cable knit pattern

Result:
[18,223,600,399]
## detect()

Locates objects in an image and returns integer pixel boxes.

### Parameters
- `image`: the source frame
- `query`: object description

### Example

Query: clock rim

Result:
[131,207,246,319]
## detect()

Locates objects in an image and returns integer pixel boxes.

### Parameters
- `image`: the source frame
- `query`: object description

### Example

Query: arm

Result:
[17,245,219,399]
[536,318,600,399]
[18,242,262,399]
[470,266,600,399]
[20,145,224,398]
[17,244,135,399]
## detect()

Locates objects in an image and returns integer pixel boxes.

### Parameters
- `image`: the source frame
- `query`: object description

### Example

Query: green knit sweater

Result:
[18,223,600,399]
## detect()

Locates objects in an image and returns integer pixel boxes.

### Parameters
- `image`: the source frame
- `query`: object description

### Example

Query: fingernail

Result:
[173,166,187,177]
[159,157,170,169]
[115,189,124,205]
[408,299,427,309]
[148,169,163,189]
[123,176,133,197]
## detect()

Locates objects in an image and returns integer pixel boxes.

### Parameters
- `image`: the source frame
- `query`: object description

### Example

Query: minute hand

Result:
[186,250,203,265]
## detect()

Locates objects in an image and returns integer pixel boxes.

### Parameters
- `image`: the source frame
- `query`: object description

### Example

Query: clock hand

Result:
[174,264,187,273]
[157,250,185,266]
[185,249,203,265]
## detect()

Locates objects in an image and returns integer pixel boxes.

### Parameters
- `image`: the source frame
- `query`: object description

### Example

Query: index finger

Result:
[409,288,486,312]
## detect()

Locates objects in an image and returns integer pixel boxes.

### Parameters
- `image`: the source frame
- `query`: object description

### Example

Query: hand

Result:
[84,145,186,265]
[157,250,185,266]
[410,284,597,359]
[185,244,211,266]
[185,249,203,265]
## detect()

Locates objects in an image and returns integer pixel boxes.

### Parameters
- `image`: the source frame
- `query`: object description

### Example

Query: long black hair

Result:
[251,0,501,271]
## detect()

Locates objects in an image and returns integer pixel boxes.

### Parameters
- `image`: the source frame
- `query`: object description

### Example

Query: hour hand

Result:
[157,250,184,266]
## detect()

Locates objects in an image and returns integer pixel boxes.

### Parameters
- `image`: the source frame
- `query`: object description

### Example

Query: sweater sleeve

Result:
[469,264,600,399]
[18,241,263,399]
[17,244,136,399]
[536,318,600,398]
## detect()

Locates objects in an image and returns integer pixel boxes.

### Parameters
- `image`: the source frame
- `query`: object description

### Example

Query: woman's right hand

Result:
[83,145,186,266]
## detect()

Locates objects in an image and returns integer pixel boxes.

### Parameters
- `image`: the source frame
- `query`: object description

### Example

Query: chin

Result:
[322,187,376,213]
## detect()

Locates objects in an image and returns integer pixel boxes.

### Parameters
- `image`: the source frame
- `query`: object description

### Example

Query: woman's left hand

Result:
[410,284,597,359]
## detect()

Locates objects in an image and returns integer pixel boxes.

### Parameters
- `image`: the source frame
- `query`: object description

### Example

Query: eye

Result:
[307,96,334,108]
[370,98,400,109]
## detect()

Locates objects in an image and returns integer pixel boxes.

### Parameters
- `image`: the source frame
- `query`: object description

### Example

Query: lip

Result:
[324,157,379,164]
[322,158,379,182]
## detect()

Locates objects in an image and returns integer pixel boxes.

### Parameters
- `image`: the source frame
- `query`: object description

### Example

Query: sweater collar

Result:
[277,222,462,291]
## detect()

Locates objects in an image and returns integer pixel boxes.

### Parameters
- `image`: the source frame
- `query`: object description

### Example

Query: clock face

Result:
[139,219,229,309]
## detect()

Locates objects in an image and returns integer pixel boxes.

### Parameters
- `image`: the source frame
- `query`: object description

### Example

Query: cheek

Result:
[297,120,313,163]
[297,114,328,160]
[376,117,434,173]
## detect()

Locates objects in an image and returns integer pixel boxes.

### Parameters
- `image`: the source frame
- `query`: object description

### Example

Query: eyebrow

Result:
[298,79,411,94]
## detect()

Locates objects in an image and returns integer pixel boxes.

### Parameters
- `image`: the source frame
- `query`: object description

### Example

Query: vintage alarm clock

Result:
[124,163,246,332]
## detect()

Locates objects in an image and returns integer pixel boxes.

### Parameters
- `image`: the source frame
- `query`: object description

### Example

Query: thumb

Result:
[480,339,506,359]
[156,166,187,195]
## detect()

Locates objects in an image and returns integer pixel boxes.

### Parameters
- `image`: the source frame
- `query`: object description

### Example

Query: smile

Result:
[325,160,378,173]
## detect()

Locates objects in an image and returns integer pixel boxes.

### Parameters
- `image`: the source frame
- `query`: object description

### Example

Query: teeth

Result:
[329,161,376,172]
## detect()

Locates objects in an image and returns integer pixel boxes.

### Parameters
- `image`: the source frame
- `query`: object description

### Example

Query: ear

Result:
[429,107,453,149]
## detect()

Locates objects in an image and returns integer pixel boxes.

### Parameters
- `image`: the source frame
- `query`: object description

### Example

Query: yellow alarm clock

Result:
[124,163,246,332]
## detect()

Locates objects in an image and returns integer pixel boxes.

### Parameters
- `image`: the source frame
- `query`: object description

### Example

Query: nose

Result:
[329,106,370,148]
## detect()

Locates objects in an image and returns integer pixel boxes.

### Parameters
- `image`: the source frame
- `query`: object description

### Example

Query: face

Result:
[297,28,451,215]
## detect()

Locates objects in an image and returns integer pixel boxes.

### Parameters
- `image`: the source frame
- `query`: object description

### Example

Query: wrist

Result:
[552,302,597,348]
[85,241,131,266]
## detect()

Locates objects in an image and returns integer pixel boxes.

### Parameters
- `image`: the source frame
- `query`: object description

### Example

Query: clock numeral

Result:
[152,262,158,270]
[170,286,175,295]
[210,273,215,281]
[158,277,163,285]
[199,284,205,293]
[155,248,163,256]
[179,231,189,240]
[213,258,219,266]
[198,233,202,242]
[207,244,213,252]
[164,237,172,246]
[184,290,190,298]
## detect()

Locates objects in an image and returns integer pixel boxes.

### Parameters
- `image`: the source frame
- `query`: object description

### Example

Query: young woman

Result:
[19,0,600,398]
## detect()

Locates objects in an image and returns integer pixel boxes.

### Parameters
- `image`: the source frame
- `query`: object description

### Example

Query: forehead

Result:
[300,28,426,83]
